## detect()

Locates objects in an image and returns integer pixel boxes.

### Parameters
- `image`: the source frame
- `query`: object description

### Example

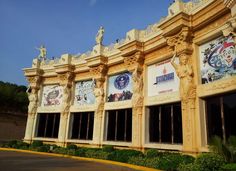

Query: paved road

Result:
[0,151,141,171]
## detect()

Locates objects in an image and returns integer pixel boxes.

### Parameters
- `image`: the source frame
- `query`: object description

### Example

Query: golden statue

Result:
[36,45,47,60]
[95,26,105,45]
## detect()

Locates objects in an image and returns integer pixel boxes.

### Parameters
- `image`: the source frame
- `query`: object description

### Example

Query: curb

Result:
[0,148,161,171]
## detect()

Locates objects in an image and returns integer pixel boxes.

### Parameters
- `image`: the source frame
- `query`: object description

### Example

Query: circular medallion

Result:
[114,73,130,90]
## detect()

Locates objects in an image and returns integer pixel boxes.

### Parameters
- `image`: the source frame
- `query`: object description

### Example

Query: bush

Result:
[36,145,50,152]
[145,149,161,158]
[4,140,17,148]
[128,156,147,166]
[128,156,161,169]
[102,145,114,152]
[67,144,77,150]
[108,149,143,163]
[75,148,88,157]
[220,163,236,171]
[30,141,43,148]
[51,147,68,155]
[85,149,110,160]
[195,153,226,171]
[154,153,193,171]
[177,163,200,171]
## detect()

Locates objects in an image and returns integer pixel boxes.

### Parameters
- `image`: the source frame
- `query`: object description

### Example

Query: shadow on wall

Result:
[0,113,27,142]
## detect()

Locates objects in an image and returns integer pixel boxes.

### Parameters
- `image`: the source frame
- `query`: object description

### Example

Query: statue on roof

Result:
[36,45,47,60]
[95,26,105,45]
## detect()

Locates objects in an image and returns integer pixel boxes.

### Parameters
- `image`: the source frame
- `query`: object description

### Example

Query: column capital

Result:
[166,27,193,56]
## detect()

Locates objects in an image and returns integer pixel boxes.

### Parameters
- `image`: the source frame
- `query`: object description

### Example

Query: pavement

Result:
[0,150,155,171]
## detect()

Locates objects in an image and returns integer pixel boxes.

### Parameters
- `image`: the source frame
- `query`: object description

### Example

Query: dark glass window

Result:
[106,108,132,142]
[206,92,236,143]
[70,112,94,140]
[148,102,182,144]
[36,113,60,138]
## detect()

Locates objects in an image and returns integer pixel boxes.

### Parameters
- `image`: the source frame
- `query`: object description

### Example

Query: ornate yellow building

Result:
[23,0,236,154]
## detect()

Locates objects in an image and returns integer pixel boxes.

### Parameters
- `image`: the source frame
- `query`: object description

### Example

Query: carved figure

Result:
[132,67,143,106]
[62,83,71,114]
[96,26,105,45]
[36,45,47,60]
[93,80,104,115]
[171,52,195,100]
[26,87,38,115]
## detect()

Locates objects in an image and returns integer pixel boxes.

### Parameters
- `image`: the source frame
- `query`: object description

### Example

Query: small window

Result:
[148,102,182,144]
[106,108,132,142]
[36,113,60,138]
[70,112,94,140]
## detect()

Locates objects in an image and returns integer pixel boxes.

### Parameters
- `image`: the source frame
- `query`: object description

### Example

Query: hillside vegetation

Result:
[0,81,28,114]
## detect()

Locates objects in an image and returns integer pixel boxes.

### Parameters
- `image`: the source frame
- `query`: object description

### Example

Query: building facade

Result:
[23,0,236,154]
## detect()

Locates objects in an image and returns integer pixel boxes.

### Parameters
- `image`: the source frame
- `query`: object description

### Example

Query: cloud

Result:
[89,0,97,6]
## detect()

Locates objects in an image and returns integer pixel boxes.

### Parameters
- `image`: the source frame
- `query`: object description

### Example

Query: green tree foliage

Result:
[0,81,28,114]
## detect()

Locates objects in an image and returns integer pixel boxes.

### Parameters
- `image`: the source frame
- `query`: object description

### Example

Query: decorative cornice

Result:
[119,41,143,57]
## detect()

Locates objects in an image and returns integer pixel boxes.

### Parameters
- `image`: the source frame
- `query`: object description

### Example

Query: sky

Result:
[0,0,175,86]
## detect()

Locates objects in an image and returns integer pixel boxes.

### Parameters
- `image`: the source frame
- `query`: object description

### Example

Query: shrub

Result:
[177,163,200,171]
[5,140,17,148]
[210,135,236,163]
[195,153,225,171]
[108,149,143,163]
[67,144,77,150]
[153,153,195,171]
[128,156,146,166]
[85,149,110,160]
[128,156,163,169]
[4,140,29,149]
[51,147,68,155]
[36,145,50,152]
[102,145,114,152]
[220,163,236,171]
[145,149,161,158]
[75,148,88,157]
[30,140,43,148]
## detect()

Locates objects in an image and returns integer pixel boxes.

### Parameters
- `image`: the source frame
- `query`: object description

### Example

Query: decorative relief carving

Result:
[58,72,74,87]
[57,72,74,116]
[132,67,143,108]
[167,27,193,54]
[224,0,236,9]
[93,78,105,118]
[26,87,38,116]
[89,64,108,78]
[124,51,144,71]
[222,18,236,43]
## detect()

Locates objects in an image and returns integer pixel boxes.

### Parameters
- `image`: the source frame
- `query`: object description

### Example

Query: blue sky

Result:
[0,0,174,86]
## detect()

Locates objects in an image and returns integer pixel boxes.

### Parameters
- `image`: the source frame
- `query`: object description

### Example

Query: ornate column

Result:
[124,51,144,149]
[24,75,41,143]
[56,71,74,146]
[90,64,107,146]
[166,27,197,153]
